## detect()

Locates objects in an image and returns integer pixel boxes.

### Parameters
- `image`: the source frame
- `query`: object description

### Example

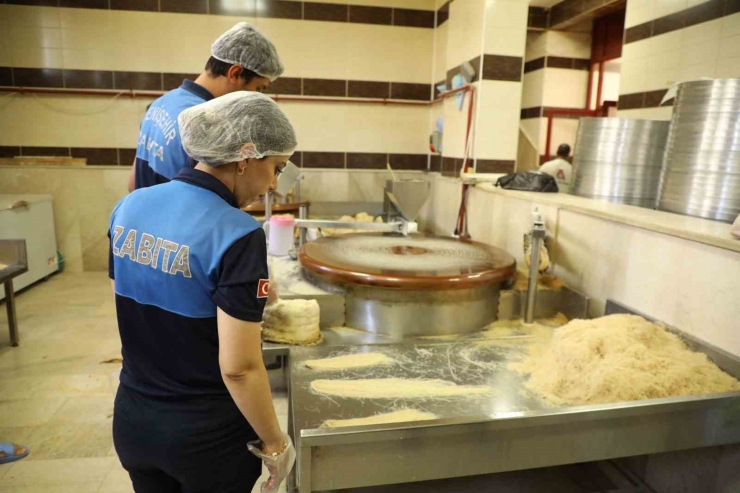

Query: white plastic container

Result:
[268,215,295,256]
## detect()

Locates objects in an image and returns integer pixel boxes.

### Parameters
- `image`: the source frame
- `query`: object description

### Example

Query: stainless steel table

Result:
[286,327,740,492]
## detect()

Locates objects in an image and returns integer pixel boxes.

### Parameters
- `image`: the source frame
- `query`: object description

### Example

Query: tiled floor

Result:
[0,273,286,493]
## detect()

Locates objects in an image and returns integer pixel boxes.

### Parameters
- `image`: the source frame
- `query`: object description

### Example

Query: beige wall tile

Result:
[677,60,718,83]
[519,117,542,154]
[446,0,485,70]
[299,170,351,201]
[382,105,432,154]
[653,0,688,19]
[548,118,579,157]
[433,21,448,83]
[474,105,519,160]
[283,0,435,8]
[346,103,385,153]
[525,31,547,62]
[485,0,528,30]
[680,19,722,48]
[542,69,588,107]
[521,70,545,108]
[719,34,740,61]
[721,12,740,39]
[60,48,116,71]
[484,27,527,57]
[344,23,434,84]
[716,56,740,78]
[680,37,720,68]
[278,101,349,152]
[10,26,62,49]
[5,5,61,28]
[10,47,63,69]
[625,0,654,28]
[441,95,469,158]
[347,171,390,202]
[544,31,592,59]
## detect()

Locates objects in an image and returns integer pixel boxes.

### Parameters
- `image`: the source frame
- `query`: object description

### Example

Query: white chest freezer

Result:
[0,194,59,300]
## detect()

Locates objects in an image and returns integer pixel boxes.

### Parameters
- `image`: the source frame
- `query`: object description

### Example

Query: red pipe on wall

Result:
[0,85,458,107]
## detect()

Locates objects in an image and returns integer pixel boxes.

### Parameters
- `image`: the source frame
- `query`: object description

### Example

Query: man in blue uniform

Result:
[110,92,297,493]
[128,22,283,191]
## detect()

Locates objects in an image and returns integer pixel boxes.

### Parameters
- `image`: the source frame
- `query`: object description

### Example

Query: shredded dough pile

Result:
[311,378,493,399]
[510,314,740,406]
[320,409,438,428]
[305,352,394,370]
[261,299,321,345]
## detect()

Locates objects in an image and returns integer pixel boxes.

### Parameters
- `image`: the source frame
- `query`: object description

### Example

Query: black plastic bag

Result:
[495,172,559,193]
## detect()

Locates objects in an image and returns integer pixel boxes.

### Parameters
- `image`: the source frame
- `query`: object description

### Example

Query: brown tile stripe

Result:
[7,0,436,28]
[625,0,739,45]
[523,56,590,74]
[617,89,675,110]
[0,146,137,165]
[476,159,515,174]
[520,106,597,119]
[0,66,432,101]
[528,6,547,30]
[530,0,624,30]
[0,146,431,170]
[430,154,442,172]
[446,54,524,87]
[440,156,511,176]
[437,0,451,27]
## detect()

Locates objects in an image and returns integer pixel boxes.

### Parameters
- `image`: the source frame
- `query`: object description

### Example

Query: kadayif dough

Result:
[510,314,740,406]
[261,299,321,345]
[310,378,493,399]
[305,352,394,370]
[320,409,438,428]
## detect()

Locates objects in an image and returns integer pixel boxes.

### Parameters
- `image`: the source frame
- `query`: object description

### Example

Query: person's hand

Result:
[248,433,296,493]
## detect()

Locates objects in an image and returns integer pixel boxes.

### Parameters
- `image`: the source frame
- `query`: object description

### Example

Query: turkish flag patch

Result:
[257,279,270,299]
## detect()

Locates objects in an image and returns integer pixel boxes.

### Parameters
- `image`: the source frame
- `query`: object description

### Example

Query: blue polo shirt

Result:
[134,80,214,189]
[109,167,269,398]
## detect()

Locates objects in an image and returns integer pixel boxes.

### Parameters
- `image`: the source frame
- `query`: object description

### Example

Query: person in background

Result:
[110,92,296,493]
[540,143,573,193]
[128,22,283,192]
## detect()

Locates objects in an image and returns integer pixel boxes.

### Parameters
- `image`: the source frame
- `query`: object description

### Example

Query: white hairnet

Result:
[179,91,297,166]
[211,22,284,81]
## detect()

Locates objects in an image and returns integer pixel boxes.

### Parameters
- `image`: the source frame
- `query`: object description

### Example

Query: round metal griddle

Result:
[299,233,516,291]
[298,233,516,337]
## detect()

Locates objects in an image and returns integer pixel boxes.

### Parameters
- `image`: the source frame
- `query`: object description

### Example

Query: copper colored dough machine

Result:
[298,233,516,337]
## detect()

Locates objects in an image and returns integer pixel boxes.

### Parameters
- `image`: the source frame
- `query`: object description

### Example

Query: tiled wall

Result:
[520,30,591,160]
[0,1,437,167]
[618,0,740,120]
[434,0,528,177]
[422,175,740,357]
[0,166,426,272]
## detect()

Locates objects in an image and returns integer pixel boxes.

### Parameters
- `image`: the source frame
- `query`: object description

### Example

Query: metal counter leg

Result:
[5,280,18,347]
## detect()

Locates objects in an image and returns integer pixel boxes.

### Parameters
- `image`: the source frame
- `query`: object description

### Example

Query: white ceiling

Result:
[529,0,562,8]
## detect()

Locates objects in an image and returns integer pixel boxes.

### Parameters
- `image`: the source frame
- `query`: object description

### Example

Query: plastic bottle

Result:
[268,215,296,256]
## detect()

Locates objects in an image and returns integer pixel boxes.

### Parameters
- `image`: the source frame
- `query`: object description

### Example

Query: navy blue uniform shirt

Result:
[109,167,269,398]
[134,80,214,189]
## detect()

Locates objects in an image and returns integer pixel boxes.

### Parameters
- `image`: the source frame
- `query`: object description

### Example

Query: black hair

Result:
[557,143,571,157]
[204,56,260,82]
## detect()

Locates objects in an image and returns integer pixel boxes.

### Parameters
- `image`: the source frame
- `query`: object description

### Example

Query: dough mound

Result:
[305,352,394,370]
[320,409,438,428]
[310,378,493,399]
[262,299,321,345]
[510,314,740,406]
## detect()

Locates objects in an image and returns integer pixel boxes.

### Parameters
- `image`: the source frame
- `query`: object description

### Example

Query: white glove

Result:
[248,433,296,493]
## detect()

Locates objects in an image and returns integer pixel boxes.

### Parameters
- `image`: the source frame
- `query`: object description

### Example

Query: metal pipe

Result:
[298,204,308,248]
[0,85,469,107]
[596,61,605,110]
[524,219,546,324]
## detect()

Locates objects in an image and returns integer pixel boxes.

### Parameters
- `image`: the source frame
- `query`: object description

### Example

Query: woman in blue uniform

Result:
[109,91,296,493]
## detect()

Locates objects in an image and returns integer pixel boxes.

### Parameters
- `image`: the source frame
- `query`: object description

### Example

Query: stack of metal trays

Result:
[572,118,670,207]
[658,79,740,222]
